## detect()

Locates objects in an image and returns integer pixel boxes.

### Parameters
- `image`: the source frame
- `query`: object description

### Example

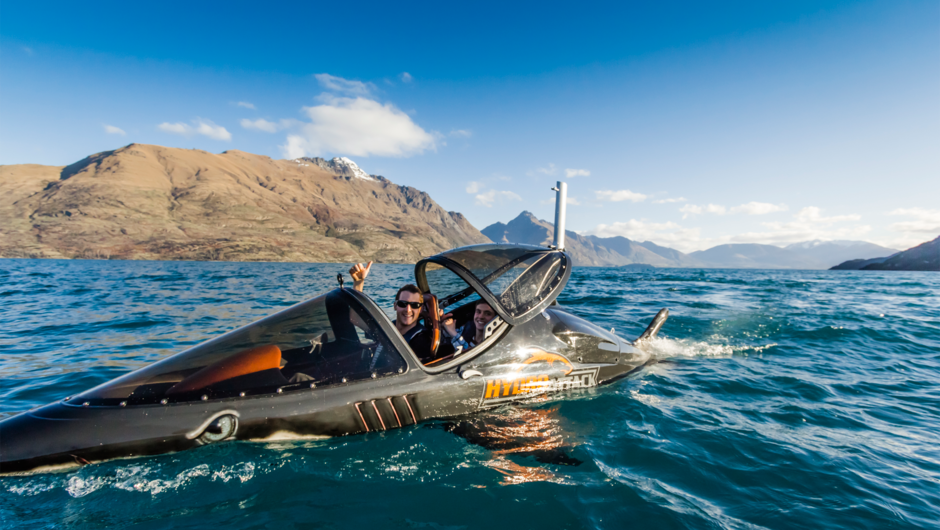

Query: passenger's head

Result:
[395,284,424,327]
[473,300,497,332]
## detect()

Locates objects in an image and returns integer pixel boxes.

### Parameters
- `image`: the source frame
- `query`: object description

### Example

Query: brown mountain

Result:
[0,144,489,263]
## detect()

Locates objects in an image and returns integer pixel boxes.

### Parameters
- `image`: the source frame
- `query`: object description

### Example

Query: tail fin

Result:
[636,309,669,343]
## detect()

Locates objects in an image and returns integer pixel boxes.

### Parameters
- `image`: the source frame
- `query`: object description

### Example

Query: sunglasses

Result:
[396,300,422,309]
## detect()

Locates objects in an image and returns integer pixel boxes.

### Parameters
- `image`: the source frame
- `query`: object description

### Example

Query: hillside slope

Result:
[0,144,489,263]
[862,236,939,271]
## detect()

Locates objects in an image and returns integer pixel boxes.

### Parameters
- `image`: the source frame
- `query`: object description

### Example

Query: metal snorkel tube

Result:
[551,181,567,250]
[550,180,670,347]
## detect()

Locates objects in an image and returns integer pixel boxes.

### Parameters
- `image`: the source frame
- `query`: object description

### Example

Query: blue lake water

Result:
[1,259,938,529]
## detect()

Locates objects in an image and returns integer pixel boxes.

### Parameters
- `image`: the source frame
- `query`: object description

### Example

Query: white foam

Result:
[641,335,778,360]
[643,336,734,359]
[249,431,331,442]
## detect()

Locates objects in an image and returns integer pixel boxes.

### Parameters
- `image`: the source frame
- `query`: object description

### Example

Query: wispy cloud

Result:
[723,207,868,246]
[236,101,256,110]
[730,202,788,215]
[565,168,590,178]
[158,119,232,141]
[681,201,788,218]
[590,219,705,252]
[240,118,295,133]
[653,197,687,204]
[885,208,940,248]
[888,207,940,233]
[680,204,727,218]
[103,124,126,136]
[527,163,557,177]
[280,95,435,158]
[596,189,648,203]
[466,181,484,193]
[589,206,869,252]
[449,129,472,138]
[22,46,34,56]
[475,189,522,207]
[314,73,375,97]
[400,72,414,83]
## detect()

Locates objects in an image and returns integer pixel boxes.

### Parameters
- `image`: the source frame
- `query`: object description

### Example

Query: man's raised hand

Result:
[348,261,373,291]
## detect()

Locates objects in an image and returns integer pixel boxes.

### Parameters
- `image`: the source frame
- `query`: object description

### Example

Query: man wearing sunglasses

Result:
[349,261,449,363]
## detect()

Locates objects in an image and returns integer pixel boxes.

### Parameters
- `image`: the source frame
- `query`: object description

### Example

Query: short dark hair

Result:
[474,299,494,311]
[396,284,424,304]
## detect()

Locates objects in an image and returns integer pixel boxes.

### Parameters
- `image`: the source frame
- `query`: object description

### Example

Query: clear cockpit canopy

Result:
[416,244,570,325]
[75,291,406,406]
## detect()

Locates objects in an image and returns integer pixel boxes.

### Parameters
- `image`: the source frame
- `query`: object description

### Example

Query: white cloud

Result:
[466,181,484,194]
[527,163,557,177]
[23,46,34,56]
[103,124,126,136]
[281,136,306,159]
[596,189,648,203]
[565,168,590,178]
[888,208,940,233]
[725,207,868,246]
[884,208,940,249]
[589,206,871,252]
[240,118,280,133]
[280,95,436,158]
[400,72,414,83]
[449,129,472,138]
[158,119,231,141]
[680,203,727,218]
[236,101,256,110]
[314,73,375,97]
[475,190,522,207]
[158,122,190,135]
[590,219,706,252]
[730,202,789,215]
[653,197,687,204]
[566,196,581,206]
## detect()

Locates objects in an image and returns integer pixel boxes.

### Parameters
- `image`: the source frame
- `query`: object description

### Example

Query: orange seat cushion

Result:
[167,344,282,395]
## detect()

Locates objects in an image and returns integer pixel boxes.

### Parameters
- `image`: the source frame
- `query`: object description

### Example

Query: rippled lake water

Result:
[1,259,938,529]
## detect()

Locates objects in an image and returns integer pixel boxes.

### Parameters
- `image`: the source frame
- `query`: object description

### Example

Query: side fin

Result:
[636,308,669,343]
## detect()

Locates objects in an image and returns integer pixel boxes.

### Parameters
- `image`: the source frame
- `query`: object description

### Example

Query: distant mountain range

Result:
[483,212,900,270]
[0,144,488,262]
[831,235,938,271]
[481,212,693,267]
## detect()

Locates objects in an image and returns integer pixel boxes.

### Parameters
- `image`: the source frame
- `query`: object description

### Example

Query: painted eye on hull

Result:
[197,414,238,444]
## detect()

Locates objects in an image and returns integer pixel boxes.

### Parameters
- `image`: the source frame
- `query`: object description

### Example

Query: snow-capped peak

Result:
[292,156,376,181]
[334,157,373,181]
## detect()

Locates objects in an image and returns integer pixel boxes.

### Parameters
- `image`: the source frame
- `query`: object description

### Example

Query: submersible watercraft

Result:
[0,183,668,474]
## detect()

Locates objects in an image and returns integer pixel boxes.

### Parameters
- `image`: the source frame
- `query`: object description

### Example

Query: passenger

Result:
[443,299,497,355]
[348,262,446,363]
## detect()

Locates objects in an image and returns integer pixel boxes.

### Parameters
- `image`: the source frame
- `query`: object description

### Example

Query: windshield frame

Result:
[414,245,571,327]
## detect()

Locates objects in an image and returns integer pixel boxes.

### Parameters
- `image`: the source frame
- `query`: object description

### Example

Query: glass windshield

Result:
[441,244,544,280]
[77,291,405,405]
[424,263,481,311]
[435,244,567,320]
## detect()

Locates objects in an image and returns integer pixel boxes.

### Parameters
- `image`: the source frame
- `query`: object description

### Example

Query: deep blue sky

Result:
[2,0,937,251]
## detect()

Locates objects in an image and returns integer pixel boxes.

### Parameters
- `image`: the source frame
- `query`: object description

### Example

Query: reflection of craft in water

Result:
[447,406,580,485]
[0,183,670,474]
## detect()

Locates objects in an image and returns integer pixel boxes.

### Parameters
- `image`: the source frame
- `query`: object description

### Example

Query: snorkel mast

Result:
[551,181,567,250]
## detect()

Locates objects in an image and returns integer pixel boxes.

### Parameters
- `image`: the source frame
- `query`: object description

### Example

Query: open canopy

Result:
[415,244,571,326]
